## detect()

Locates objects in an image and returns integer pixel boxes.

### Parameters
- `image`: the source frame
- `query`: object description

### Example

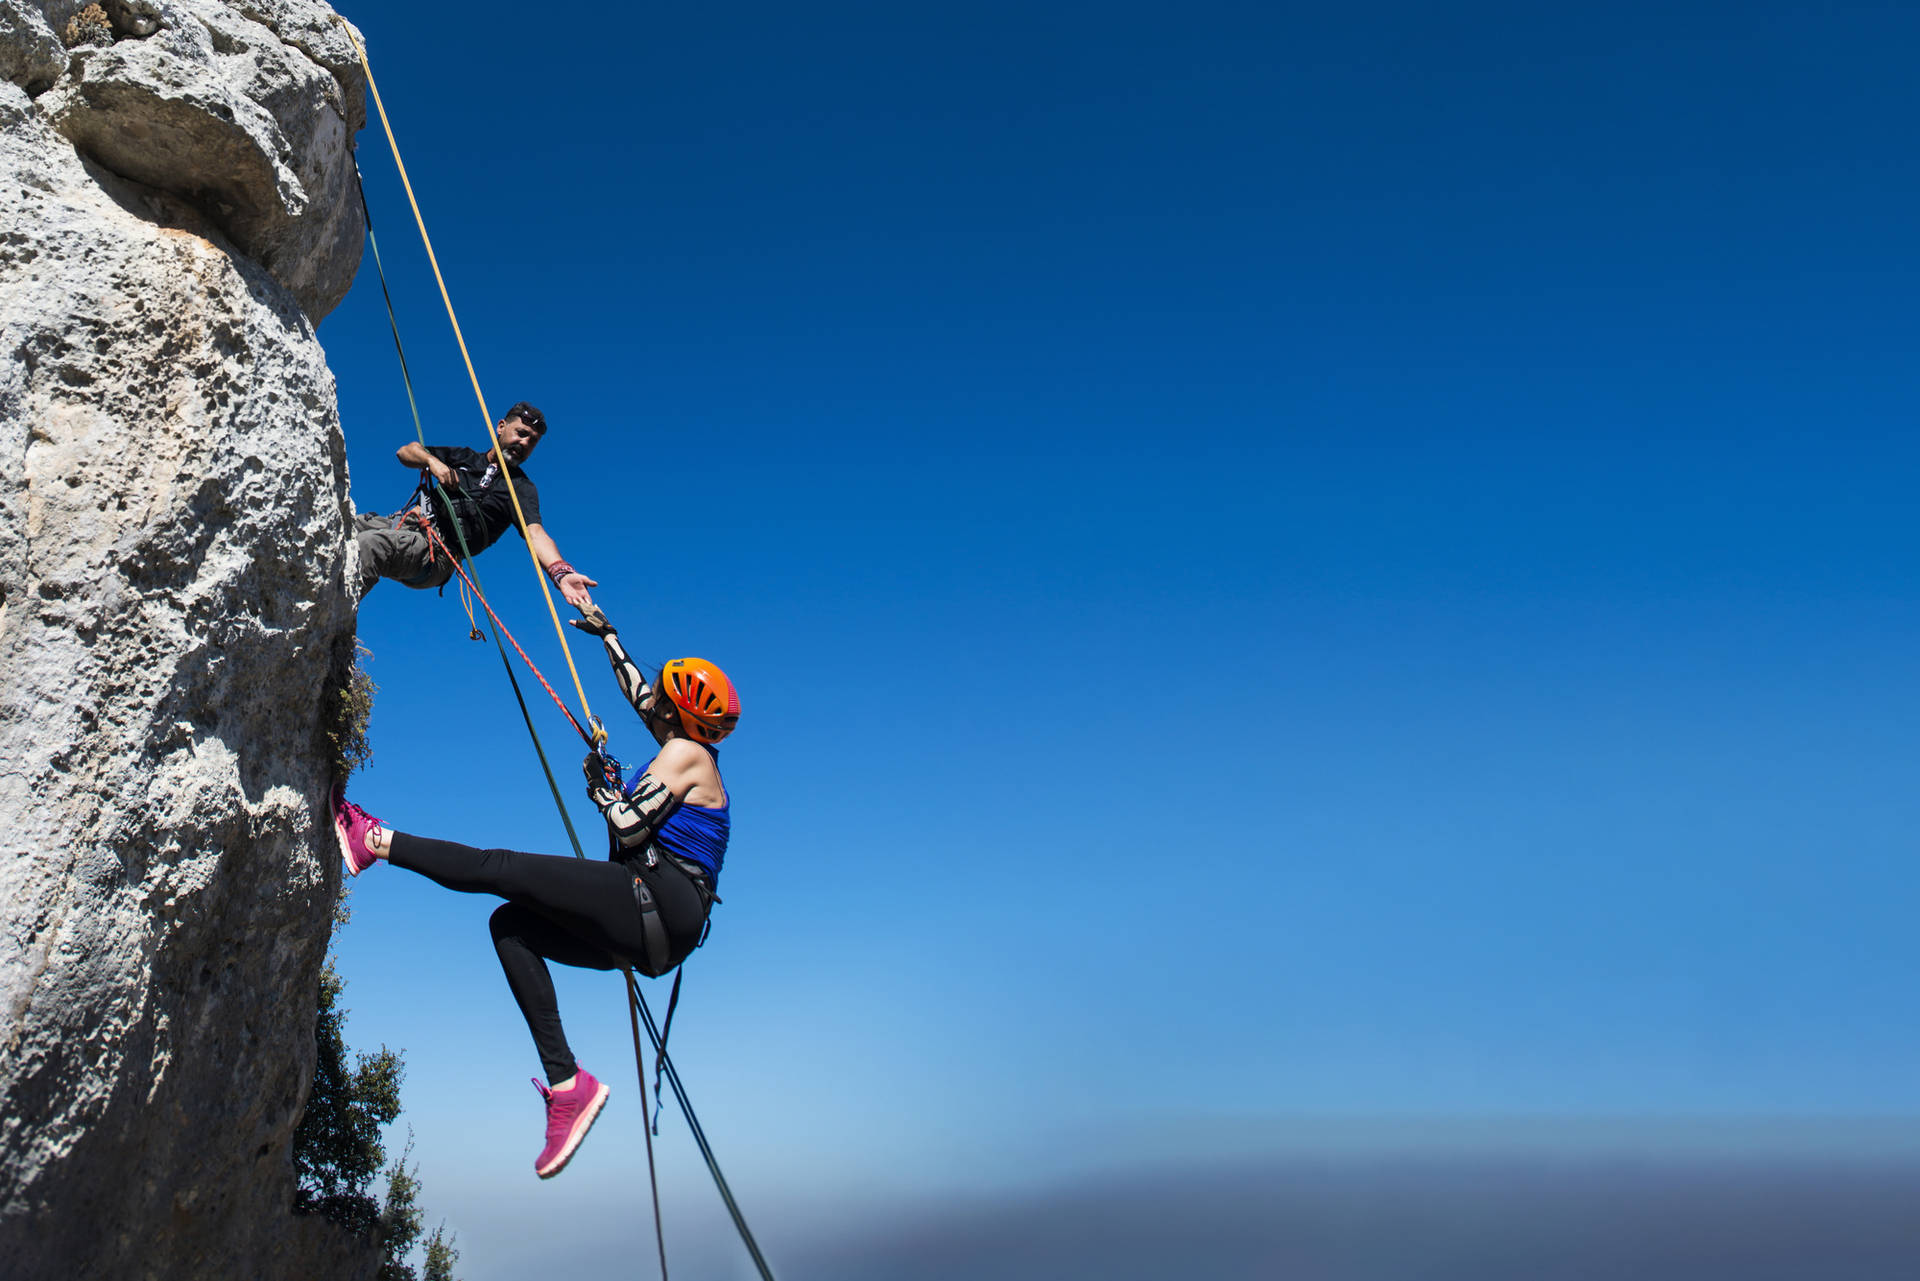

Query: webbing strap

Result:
[651,969,684,1134]
[629,874,672,979]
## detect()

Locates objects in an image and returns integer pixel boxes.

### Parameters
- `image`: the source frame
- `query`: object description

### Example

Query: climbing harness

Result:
[339,20,776,1281]
[397,469,487,560]
[384,509,451,590]
[628,870,671,977]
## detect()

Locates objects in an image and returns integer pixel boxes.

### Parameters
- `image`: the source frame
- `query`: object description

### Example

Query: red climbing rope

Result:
[416,516,599,747]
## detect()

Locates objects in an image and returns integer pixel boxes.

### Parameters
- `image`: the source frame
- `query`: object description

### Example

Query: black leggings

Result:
[388,833,709,1083]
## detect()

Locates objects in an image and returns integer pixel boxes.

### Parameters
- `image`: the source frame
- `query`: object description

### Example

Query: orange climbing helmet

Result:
[657,657,740,744]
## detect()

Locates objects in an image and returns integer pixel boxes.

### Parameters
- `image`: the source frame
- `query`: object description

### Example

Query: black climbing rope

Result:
[354,164,777,1281]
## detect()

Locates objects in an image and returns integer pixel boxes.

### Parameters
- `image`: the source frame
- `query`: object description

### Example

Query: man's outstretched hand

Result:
[557,571,598,609]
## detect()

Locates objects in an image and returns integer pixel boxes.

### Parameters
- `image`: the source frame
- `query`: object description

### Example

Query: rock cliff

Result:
[0,2,372,1276]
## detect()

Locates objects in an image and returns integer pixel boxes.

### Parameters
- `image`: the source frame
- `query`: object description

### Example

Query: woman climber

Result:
[329,604,739,1179]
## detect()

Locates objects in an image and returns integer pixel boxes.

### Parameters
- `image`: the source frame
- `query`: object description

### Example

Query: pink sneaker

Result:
[532,1067,610,1179]
[331,785,386,877]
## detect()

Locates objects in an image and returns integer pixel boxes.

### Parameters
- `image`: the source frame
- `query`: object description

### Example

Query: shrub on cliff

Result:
[322,640,378,779]
[292,960,461,1279]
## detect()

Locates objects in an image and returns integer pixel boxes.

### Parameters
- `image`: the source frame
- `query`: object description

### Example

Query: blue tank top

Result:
[624,745,730,884]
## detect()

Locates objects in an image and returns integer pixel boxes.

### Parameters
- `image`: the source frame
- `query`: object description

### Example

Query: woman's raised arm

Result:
[570,605,651,717]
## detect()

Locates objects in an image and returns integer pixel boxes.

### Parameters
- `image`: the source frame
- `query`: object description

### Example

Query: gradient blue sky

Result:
[322,2,1920,1275]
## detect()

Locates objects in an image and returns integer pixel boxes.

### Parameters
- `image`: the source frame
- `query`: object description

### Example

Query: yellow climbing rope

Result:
[334,28,781,1280]
[334,17,604,747]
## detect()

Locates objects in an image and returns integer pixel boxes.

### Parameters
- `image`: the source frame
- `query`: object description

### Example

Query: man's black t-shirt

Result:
[418,445,542,555]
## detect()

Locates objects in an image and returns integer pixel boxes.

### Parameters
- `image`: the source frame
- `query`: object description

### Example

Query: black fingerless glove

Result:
[582,749,623,794]
[569,604,616,637]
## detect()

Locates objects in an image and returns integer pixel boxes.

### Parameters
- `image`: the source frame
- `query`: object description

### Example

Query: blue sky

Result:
[323,2,1920,1275]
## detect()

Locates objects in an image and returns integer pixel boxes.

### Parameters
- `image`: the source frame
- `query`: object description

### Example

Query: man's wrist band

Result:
[545,559,578,586]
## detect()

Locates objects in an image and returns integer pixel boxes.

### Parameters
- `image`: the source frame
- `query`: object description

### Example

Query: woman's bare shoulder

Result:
[655,737,712,767]
[654,736,724,804]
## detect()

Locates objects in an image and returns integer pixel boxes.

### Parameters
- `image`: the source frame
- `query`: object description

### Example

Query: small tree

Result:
[292,960,401,1236]
[423,1224,460,1281]
[292,961,461,1279]
[377,1136,426,1281]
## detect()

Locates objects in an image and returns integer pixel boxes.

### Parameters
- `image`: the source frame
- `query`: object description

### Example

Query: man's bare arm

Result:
[525,522,598,607]
[397,442,456,488]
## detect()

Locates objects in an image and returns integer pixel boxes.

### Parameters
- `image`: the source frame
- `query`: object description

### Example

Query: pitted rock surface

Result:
[23,0,367,320]
[0,3,373,1276]
[0,2,65,92]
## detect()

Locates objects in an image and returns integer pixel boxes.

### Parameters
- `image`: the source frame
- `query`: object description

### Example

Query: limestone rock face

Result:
[27,0,367,320]
[0,3,373,1277]
[0,3,65,94]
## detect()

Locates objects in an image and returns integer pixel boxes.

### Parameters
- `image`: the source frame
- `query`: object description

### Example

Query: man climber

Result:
[351,402,596,608]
